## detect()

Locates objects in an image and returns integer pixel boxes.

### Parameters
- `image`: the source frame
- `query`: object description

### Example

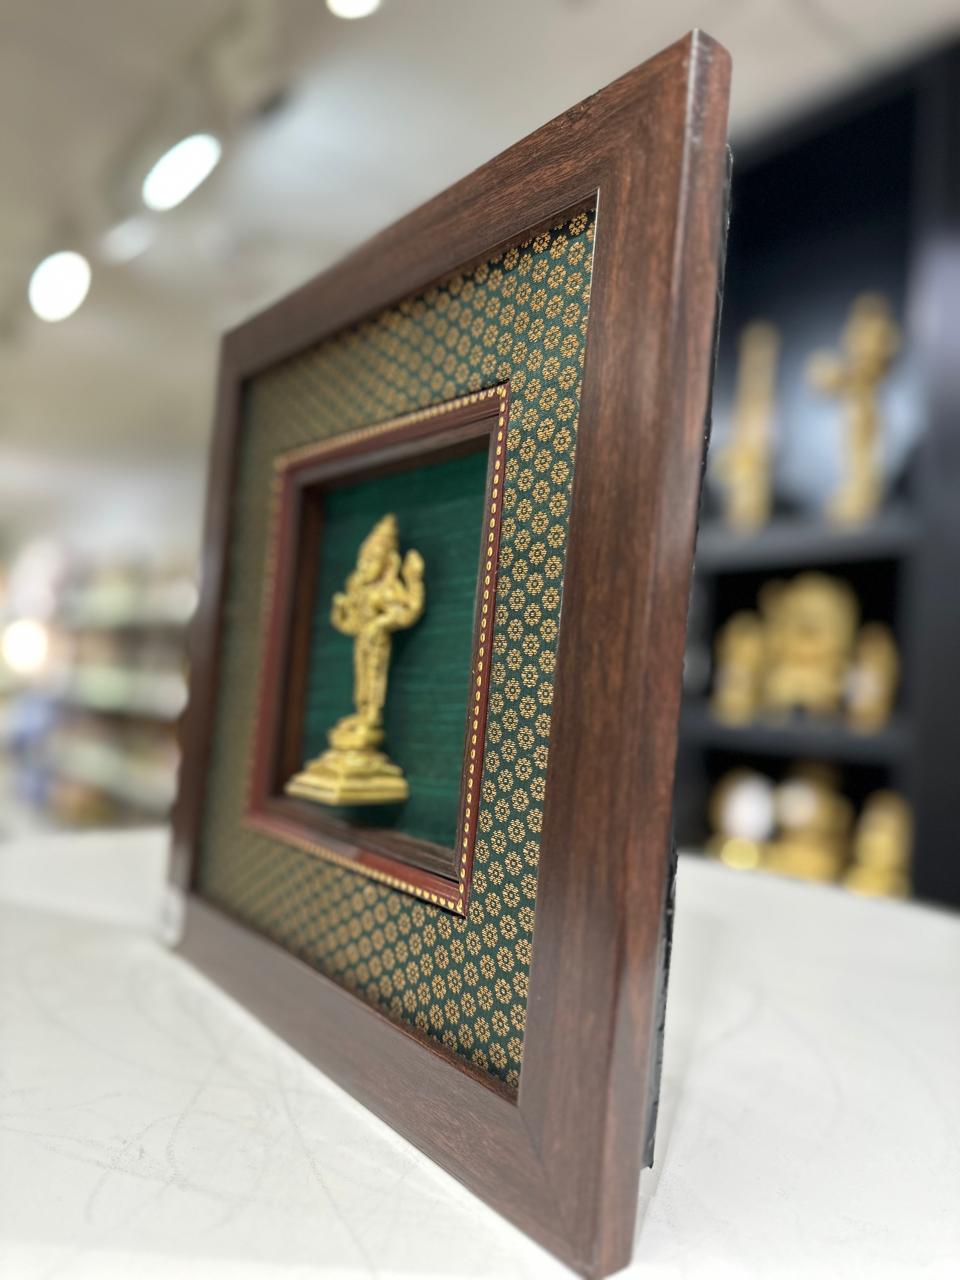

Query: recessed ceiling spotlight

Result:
[326,0,381,18]
[101,216,155,264]
[28,251,92,322]
[142,133,222,212]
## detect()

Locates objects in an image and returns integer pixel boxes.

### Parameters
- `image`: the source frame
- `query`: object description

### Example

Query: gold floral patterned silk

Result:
[197,208,596,1087]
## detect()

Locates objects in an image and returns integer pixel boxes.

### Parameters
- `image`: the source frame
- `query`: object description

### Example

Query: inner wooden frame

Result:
[245,386,508,915]
[171,33,730,1279]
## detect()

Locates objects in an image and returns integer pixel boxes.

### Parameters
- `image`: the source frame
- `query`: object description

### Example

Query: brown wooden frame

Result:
[245,386,509,914]
[171,31,729,1278]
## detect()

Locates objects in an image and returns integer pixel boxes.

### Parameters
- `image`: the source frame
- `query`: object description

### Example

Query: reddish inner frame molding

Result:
[244,385,510,916]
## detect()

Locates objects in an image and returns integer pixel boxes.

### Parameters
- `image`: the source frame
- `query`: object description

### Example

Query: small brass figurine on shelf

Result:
[707,768,775,871]
[285,514,425,806]
[808,293,900,525]
[761,572,859,716]
[844,791,912,898]
[716,320,780,530]
[765,764,853,884]
[846,622,899,733]
[711,611,766,724]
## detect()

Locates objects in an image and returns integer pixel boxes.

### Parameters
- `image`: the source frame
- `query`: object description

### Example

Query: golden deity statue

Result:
[760,572,858,716]
[844,791,912,899]
[716,320,779,530]
[765,764,853,884]
[846,622,899,733]
[285,513,425,806]
[711,610,766,724]
[808,293,899,524]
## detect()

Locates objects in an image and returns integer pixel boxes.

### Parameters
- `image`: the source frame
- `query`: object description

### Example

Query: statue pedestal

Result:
[284,714,409,806]
[285,749,409,806]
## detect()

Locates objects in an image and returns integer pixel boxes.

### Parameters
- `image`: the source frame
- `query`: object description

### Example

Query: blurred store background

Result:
[1,1,958,904]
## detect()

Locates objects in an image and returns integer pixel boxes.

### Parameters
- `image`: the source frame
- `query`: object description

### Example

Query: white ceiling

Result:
[1,0,957,558]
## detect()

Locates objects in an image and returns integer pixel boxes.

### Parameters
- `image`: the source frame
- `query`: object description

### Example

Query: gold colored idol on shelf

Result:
[844,791,912,898]
[716,320,780,530]
[285,514,425,806]
[808,293,899,525]
[707,768,775,871]
[711,611,766,724]
[846,622,899,732]
[761,572,859,716]
[764,764,852,884]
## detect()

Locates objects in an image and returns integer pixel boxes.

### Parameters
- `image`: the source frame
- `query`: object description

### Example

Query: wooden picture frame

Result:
[171,31,730,1279]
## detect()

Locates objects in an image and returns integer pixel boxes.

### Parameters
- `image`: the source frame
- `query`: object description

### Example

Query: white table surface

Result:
[1,829,957,1279]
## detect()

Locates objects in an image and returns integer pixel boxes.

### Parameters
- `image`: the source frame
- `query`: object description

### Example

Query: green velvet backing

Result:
[303,448,488,846]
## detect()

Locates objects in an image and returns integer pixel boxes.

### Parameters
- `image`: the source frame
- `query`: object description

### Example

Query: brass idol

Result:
[716,320,779,530]
[285,513,425,806]
[808,293,899,524]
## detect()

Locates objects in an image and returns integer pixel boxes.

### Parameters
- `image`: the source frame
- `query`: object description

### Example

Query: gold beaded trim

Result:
[245,385,508,914]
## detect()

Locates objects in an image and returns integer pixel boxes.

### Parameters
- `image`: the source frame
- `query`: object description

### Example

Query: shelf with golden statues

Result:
[704,763,913,899]
[693,570,903,760]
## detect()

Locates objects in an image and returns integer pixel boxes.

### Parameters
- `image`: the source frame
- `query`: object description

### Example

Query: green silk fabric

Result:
[303,448,488,846]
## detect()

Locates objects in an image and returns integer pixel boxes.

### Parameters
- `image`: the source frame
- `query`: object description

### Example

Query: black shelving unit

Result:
[675,41,960,907]
[694,508,918,574]
[681,704,911,768]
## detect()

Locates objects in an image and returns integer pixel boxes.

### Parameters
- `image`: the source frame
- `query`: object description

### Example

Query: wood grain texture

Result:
[171,30,730,1277]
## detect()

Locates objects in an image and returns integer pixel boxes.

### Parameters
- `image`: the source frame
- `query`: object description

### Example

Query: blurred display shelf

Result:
[694,508,918,574]
[47,740,177,815]
[54,667,188,721]
[58,580,197,630]
[681,703,910,765]
[673,42,960,906]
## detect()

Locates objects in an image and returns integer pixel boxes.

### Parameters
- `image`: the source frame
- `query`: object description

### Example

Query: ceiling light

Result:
[142,133,222,212]
[101,216,154,264]
[326,0,381,18]
[28,251,92,322]
[1,619,50,676]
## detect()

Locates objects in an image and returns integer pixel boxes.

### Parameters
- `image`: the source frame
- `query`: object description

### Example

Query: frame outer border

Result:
[170,30,730,1280]
[520,32,732,1275]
